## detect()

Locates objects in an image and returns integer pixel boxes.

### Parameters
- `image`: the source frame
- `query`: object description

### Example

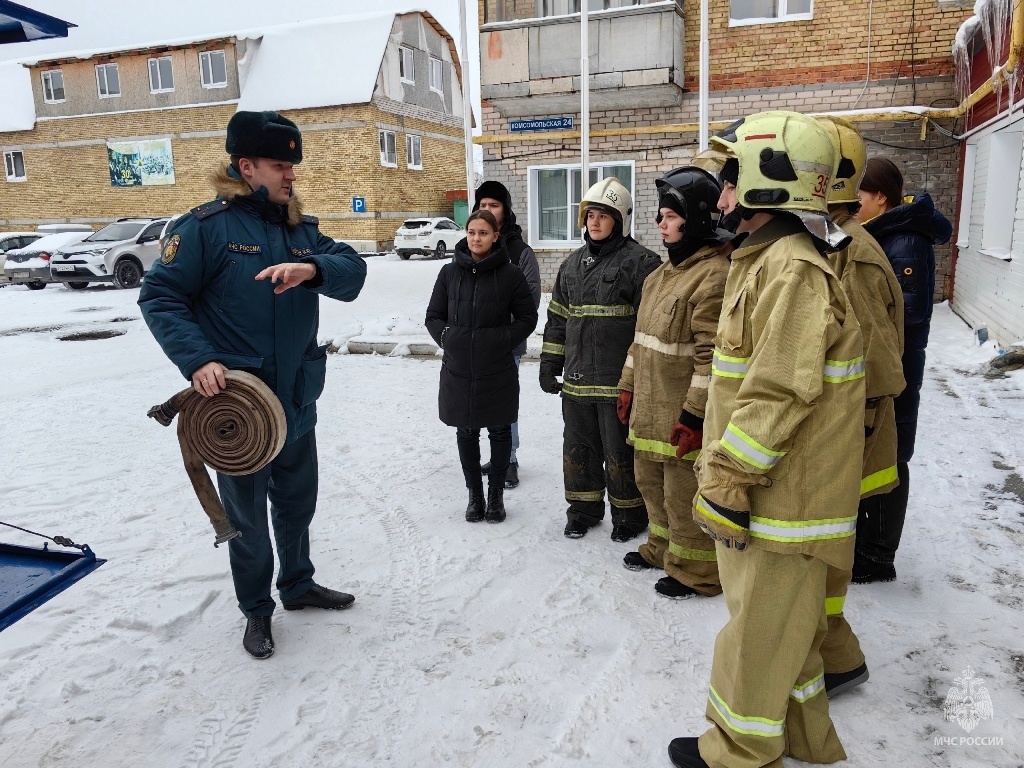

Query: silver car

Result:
[50,218,169,290]
[1,231,90,289]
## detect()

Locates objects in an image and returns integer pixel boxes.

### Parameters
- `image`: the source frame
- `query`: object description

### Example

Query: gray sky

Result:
[0,0,482,123]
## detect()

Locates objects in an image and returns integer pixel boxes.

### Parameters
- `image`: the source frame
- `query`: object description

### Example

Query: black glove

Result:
[539,361,563,394]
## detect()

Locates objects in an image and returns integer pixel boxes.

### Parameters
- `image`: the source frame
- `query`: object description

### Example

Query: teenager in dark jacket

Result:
[425,210,538,523]
[854,157,953,583]
[474,180,542,489]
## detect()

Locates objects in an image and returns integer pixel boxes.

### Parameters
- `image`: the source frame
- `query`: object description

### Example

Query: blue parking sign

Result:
[352,197,366,213]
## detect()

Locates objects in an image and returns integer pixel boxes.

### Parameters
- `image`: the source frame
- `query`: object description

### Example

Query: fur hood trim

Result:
[210,164,304,227]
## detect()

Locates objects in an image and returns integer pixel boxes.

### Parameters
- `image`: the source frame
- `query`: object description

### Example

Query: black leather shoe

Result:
[825,662,869,698]
[655,576,699,600]
[564,519,589,538]
[851,559,896,584]
[668,737,709,768]
[623,551,658,571]
[610,522,646,542]
[466,487,486,522]
[243,616,274,659]
[282,584,355,611]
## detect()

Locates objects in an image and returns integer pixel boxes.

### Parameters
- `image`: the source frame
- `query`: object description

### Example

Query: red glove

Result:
[616,390,633,425]
[670,422,703,458]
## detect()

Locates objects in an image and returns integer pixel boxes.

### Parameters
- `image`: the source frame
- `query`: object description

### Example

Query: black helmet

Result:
[654,166,730,245]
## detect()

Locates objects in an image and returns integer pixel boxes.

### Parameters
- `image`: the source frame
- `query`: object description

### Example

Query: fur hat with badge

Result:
[225,111,303,164]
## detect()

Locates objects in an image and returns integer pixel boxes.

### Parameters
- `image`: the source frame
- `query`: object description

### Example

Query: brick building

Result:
[0,11,469,251]
[948,0,1024,348]
[477,0,972,290]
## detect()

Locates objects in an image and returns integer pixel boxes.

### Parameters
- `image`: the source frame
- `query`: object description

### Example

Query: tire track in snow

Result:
[180,674,272,768]
[335,466,440,763]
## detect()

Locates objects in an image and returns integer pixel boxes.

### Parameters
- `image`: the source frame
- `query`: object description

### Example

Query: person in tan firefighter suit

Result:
[815,116,906,698]
[617,166,731,599]
[667,111,866,768]
[540,178,661,540]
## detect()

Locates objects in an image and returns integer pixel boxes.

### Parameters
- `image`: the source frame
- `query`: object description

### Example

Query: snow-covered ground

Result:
[0,256,1022,767]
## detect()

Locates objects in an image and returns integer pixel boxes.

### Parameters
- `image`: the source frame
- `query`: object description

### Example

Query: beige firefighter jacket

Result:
[831,207,906,498]
[618,244,730,462]
[694,216,866,569]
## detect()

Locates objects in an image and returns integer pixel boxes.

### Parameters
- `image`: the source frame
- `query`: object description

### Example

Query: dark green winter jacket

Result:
[139,165,366,444]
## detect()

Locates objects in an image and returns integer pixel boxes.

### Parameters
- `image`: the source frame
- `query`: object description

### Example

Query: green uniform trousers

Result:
[698,545,847,768]
[634,455,721,595]
[820,565,866,674]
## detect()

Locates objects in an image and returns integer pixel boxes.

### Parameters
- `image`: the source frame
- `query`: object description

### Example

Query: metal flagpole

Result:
[458,0,476,211]
[699,0,709,151]
[581,0,590,194]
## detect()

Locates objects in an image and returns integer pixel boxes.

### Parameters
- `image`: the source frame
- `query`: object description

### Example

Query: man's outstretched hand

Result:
[255,262,318,294]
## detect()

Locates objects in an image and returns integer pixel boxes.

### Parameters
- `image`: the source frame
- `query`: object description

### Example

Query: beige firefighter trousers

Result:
[820,565,866,674]
[698,545,847,768]
[634,456,721,596]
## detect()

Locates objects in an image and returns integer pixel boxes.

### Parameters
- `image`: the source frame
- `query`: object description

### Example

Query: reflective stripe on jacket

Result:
[831,209,906,498]
[618,244,729,462]
[541,237,661,401]
[696,216,866,569]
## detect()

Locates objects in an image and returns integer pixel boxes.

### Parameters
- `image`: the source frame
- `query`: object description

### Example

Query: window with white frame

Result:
[149,56,174,93]
[981,130,1023,258]
[4,151,26,182]
[730,0,812,25]
[407,134,423,170]
[957,142,977,248]
[399,46,415,84]
[429,57,444,95]
[529,161,634,244]
[41,70,64,103]
[379,130,397,167]
[96,62,121,98]
[200,50,227,88]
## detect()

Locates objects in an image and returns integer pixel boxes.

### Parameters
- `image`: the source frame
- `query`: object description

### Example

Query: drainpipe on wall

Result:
[581,1,590,191]
[698,0,709,151]
[459,0,475,211]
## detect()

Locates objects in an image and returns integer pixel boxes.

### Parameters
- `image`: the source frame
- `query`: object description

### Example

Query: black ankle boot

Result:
[485,476,506,523]
[466,485,485,522]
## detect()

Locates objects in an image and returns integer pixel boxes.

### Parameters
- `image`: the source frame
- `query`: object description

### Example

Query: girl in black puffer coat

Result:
[854,157,953,582]
[425,210,538,523]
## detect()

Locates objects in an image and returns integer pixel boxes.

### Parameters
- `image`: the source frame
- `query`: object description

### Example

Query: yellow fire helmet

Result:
[817,116,867,206]
[710,110,838,216]
[578,177,633,233]
[689,147,730,177]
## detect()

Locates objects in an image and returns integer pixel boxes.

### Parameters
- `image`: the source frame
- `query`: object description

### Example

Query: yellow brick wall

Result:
[1,102,467,248]
[679,0,972,88]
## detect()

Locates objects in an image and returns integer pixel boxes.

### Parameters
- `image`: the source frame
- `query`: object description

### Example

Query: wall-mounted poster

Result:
[107,139,175,186]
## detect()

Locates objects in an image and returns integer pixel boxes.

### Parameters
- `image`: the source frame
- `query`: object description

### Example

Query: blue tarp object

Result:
[0,0,75,45]
[0,542,105,632]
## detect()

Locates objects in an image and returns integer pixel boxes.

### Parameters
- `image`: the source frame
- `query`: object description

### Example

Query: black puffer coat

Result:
[864,192,952,462]
[425,240,538,428]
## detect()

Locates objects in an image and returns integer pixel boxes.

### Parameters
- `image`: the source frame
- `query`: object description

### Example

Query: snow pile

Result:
[0,62,35,132]
[0,282,1021,766]
[235,12,397,112]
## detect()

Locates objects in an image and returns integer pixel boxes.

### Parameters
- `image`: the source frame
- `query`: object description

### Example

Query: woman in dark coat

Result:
[425,210,538,523]
[854,157,953,583]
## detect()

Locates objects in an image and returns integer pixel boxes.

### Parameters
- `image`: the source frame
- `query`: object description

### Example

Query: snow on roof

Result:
[0,61,33,131]
[236,12,397,112]
[0,8,461,130]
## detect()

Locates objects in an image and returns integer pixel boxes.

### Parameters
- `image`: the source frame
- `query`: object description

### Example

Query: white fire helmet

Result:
[578,177,633,233]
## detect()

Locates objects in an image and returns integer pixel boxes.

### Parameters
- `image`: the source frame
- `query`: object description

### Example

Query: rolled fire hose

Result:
[147,370,287,547]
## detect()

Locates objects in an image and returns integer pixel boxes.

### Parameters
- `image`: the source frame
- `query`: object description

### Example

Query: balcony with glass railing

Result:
[480,0,684,116]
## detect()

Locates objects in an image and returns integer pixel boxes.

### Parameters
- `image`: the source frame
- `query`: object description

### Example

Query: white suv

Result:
[394,217,465,260]
[50,218,168,290]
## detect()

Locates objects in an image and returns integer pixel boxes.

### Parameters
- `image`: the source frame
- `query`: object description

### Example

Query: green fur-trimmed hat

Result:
[225,111,303,164]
